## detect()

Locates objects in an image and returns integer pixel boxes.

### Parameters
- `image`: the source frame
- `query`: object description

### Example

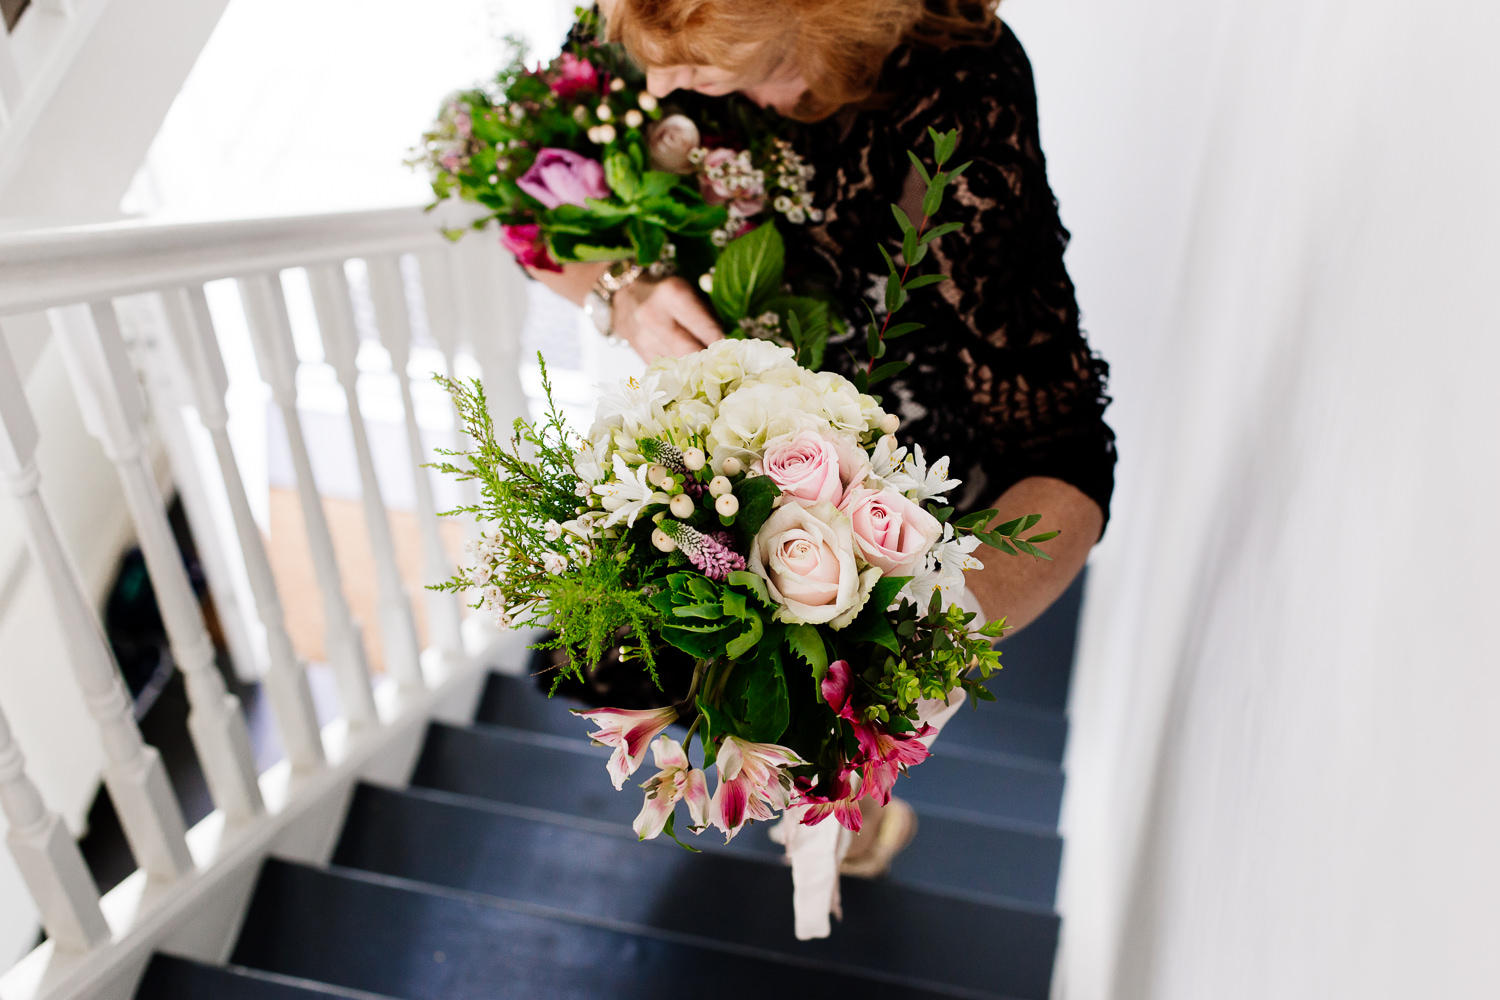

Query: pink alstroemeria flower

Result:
[855,721,934,805]
[710,736,806,840]
[794,769,864,832]
[820,659,857,722]
[572,706,678,790]
[633,736,710,840]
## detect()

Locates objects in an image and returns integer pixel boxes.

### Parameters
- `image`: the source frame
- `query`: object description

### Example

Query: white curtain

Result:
[1001,0,1500,996]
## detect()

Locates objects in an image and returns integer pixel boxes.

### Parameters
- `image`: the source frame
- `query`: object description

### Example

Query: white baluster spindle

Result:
[0,701,109,952]
[451,237,531,438]
[50,302,264,822]
[305,263,426,693]
[237,272,387,714]
[162,286,340,754]
[0,333,193,880]
[366,255,465,668]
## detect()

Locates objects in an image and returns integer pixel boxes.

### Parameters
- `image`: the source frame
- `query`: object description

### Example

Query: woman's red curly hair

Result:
[606,0,1002,122]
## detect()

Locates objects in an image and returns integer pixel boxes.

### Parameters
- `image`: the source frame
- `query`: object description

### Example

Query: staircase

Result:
[132,578,1083,1000]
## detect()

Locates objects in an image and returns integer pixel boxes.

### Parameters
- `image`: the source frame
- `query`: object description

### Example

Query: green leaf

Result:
[955,508,1000,530]
[902,228,921,265]
[883,321,924,340]
[920,221,964,245]
[697,696,739,761]
[724,608,764,659]
[931,506,954,523]
[947,160,973,180]
[922,181,945,218]
[638,170,678,200]
[1020,513,1043,531]
[903,273,947,291]
[876,244,901,283]
[929,127,958,166]
[997,539,1019,556]
[728,569,772,606]
[687,576,719,604]
[721,589,747,619]
[1026,530,1061,544]
[996,516,1027,536]
[785,624,829,684]
[906,149,932,187]
[885,280,908,316]
[724,637,789,743]
[658,811,702,852]
[661,624,730,658]
[866,326,882,359]
[710,222,785,323]
[731,474,782,542]
[868,361,909,385]
[890,205,916,234]
[672,603,723,619]
[625,217,666,264]
[604,151,641,202]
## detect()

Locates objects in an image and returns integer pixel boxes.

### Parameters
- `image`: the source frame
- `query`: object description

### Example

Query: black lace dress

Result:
[787,22,1116,523]
[543,18,1115,707]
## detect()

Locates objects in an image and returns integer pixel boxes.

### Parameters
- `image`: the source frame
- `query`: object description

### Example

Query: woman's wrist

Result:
[584,261,646,337]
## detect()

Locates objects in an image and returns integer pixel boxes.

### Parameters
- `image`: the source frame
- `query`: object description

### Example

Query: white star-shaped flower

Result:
[593,454,670,528]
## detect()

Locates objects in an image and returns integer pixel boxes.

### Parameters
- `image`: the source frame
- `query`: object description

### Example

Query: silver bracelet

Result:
[583,262,645,337]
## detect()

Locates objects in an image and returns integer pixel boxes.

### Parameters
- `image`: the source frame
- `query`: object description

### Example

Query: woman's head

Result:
[605,0,999,122]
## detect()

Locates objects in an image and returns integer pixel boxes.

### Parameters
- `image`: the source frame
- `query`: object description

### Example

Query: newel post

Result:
[0,331,193,880]
[50,302,265,822]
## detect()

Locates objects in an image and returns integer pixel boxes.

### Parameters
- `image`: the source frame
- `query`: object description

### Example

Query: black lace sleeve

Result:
[791,25,1116,529]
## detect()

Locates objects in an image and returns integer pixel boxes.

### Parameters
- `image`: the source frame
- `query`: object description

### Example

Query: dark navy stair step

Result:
[477,668,1069,764]
[333,782,1059,995]
[232,859,1024,1000]
[411,721,1062,900]
[417,719,1062,831]
[135,954,399,999]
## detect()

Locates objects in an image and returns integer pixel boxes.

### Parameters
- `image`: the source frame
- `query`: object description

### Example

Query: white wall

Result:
[1000,0,1500,996]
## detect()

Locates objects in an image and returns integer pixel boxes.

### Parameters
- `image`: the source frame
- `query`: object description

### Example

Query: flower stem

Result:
[868,210,931,377]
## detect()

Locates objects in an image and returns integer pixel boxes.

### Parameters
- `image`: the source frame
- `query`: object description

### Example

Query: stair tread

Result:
[136,954,400,1000]
[232,859,1040,1000]
[417,719,1062,832]
[332,783,1058,993]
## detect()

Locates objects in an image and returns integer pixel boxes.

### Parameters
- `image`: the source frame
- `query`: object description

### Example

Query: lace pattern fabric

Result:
[787,22,1117,524]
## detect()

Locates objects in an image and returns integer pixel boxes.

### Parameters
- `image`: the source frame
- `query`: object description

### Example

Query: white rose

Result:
[748,501,881,627]
[646,115,701,174]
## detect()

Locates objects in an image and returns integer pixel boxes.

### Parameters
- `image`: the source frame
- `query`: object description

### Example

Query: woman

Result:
[533,0,1116,872]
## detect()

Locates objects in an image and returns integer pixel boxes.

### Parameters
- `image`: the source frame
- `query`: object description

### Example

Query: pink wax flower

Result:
[571,705,678,790]
[499,224,561,273]
[839,486,942,577]
[551,53,599,98]
[761,431,843,504]
[517,148,611,210]
[854,721,933,805]
[454,110,472,137]
[633,736,710,840]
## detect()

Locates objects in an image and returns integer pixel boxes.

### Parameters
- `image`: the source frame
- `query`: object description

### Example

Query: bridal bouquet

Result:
[435,339,1056,847]
[413,10,822,322]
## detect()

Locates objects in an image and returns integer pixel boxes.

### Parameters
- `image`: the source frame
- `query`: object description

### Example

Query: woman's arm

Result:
[528,262,724,363]
[964,476,1102,634]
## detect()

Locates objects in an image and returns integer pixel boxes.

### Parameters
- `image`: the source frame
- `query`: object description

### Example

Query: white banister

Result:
[0,333,193,881]
[0,702,108,953]
[49,302,265,822]
[160,285,344,747]
[0,206,482,316]
[306,262,425,693]
[0,30,23,127]
[366,254,465,668]
[236,271,383,723]
[448,236,531,440]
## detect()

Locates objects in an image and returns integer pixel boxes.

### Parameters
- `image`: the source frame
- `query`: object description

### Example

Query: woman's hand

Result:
[612,276,723,363]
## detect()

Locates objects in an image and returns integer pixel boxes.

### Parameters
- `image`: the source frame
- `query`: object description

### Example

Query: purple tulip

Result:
[517,148,611,210]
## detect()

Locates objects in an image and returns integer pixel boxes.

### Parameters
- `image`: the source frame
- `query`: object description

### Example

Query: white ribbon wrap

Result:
[775,586,984,939]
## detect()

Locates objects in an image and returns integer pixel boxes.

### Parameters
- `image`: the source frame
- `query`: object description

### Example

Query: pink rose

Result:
[748,501,866,626]
[646,114,701,174]
[517,148,611,210]
[499,224,561,272]
[551,53,599,98]
[830,436,872,494]
[761,431,843,504]
[839,487,941,576]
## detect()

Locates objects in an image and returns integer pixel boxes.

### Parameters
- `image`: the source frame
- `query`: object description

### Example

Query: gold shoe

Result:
[840,798,917,879]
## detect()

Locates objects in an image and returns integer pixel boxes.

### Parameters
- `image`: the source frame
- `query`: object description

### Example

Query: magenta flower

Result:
[854,721,933,805]
[633,736,710,840]
[572,705,678,790]
[794,768,863,832]
[820,659,857,722]
[550,53,599,98]
[710,736,806,840]
[499,224,561,273]
[517,148,611,210]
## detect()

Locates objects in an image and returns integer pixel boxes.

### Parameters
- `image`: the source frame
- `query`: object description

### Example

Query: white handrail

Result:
[0,205,480,317]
